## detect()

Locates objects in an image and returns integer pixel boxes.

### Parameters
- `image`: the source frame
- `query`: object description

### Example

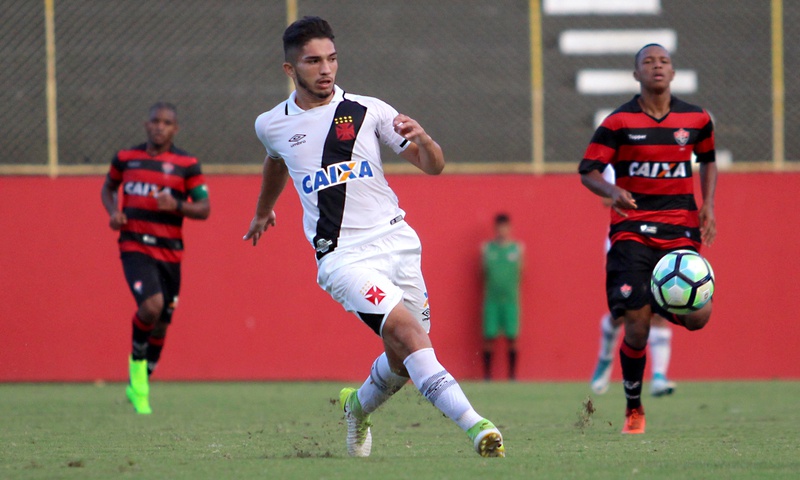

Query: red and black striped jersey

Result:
[106,144,207,263]
[578,95,715,250]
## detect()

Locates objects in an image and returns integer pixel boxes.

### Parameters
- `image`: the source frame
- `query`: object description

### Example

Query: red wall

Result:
[1,172,798,382]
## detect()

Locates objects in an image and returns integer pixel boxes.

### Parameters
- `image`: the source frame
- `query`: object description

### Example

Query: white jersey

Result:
[255,86,410,260]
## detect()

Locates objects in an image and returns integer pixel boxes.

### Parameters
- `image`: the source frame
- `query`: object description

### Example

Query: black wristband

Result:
[175,198,183,213]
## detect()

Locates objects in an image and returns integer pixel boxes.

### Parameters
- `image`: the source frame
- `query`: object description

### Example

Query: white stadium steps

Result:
[544,0,661,16]
[559,29,677,55]
[577,69,697,95]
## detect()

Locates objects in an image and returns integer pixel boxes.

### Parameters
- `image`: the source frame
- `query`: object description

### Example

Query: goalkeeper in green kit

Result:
[481,213,524,381]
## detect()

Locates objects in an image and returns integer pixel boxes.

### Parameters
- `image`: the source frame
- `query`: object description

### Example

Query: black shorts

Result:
[121,251,181,323]
[606,240,696,321]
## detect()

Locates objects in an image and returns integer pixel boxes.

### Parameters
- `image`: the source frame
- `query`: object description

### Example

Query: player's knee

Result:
[683,313,710,331]
[138,295,164,324]
[623,308,650,348]
[383,308,431,358]
[682,301,712,331]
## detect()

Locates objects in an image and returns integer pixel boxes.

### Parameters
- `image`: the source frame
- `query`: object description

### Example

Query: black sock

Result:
[620,340,646,410]
[508,349,517,380]
[131,314,153,361]
[483,351,492,381]
[146,336,165,376]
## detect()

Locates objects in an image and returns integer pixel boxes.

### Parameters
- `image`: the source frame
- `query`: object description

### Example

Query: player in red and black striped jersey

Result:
[100,102,210,414]
[579,44,718,434]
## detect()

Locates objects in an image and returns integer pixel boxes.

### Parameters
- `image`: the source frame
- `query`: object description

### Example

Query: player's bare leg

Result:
[382,304,505,457]
[620,305,650,434]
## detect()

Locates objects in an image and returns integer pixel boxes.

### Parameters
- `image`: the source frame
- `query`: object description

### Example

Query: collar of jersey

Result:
[286,85,344,116]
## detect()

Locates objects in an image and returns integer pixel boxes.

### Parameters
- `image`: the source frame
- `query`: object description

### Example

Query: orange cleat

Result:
[622,406,646,434]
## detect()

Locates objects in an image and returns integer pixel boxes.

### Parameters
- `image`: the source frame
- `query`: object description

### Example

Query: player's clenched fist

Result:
[393,114,431,145]
[109,211,127,230]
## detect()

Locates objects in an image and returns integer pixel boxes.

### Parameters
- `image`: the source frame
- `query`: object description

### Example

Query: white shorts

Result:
[317,224,431,337]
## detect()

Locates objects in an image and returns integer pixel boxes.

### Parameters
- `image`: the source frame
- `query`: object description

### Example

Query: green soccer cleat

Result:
[126,356,152,415]
[468,419,505,458]
[339,387,372,457]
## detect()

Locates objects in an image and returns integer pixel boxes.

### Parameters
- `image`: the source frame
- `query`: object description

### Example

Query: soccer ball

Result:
[651,250,715,315]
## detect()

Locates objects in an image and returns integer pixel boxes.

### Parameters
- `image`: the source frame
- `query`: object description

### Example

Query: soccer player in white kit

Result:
[243,16,504,458]
[590,165,677,397]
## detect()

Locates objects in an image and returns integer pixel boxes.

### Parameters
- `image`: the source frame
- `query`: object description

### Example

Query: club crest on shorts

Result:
[133,280,143,294]
[620,283,632,298]
[334,115,356,141]
[364,285,386,305]
[673,128,689,146]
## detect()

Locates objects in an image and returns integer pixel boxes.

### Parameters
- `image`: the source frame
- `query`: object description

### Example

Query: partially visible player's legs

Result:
[382,304,505,457]
[127,293,163,415]
[121,252,181,415]
[591,313,622,394]
[620,306,650,434]
[648,315,675,397]
[340,351,410,457]
[146,262,180,377]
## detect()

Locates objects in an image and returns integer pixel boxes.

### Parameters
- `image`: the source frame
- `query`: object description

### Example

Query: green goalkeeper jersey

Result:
[482,241,523,302]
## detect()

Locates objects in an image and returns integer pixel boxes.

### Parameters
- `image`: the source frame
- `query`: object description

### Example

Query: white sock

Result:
[403,348,483,432]
[598,313,621,360]
[356,352,408,414]
[648,325,672,379]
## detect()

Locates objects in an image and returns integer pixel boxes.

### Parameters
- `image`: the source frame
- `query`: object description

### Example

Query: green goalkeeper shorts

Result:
[483,300,520,340]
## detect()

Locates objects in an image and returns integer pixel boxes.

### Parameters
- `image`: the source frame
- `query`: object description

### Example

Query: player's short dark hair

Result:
[283,16,335,64]
[494,213,511,225]
[634,43,669,68]
[148,101,177,119]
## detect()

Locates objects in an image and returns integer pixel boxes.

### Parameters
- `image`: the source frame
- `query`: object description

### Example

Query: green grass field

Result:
[2,381,798,479]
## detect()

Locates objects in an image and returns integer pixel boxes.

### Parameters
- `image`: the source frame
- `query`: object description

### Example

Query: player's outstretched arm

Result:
[100,176,127,230]
[243,156,289,246]
[698,162,717,246]
[395,114,444,175]
[580,170,637,217]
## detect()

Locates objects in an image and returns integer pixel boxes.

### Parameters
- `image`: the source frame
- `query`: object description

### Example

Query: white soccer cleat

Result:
[469,419,505,458]
[340,387,372,457]
[650,376,676,397]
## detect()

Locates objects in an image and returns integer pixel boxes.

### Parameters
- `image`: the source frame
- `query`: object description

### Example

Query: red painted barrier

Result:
[1,172,798,381]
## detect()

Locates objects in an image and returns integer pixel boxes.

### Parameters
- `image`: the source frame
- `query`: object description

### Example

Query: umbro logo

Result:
[289,133,307,148]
